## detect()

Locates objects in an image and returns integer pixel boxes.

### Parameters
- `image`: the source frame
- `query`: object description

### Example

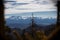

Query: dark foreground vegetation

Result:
[3,24,60,40]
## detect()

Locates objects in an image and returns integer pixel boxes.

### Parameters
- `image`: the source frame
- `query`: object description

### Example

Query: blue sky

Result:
[4,0,57,18]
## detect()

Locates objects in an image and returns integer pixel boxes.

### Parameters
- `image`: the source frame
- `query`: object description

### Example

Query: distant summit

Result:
[8,16,22,20]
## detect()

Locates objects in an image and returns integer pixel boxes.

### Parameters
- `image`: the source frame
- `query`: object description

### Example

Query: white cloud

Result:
[16,0,33,3]
[4,0,57,14]
[16,0,55,5]
[5,8,57,14]
[15,3,56,9]
[5,0,16,1]
[4,2,16,8]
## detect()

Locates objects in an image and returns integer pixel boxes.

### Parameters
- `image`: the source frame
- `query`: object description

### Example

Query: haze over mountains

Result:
[5,16,57,30]
[5,11,57,18]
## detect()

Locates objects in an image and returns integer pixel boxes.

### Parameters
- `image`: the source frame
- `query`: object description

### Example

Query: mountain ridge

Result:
[5,16,57,30]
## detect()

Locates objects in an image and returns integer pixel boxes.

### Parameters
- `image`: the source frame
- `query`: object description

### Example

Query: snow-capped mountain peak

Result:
[8,16,22,20]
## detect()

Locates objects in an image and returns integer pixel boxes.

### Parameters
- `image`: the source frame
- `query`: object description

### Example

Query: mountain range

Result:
[5,16,57,30]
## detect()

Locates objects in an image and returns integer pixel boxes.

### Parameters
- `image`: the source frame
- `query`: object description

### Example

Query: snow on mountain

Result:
[5,15,57,30]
